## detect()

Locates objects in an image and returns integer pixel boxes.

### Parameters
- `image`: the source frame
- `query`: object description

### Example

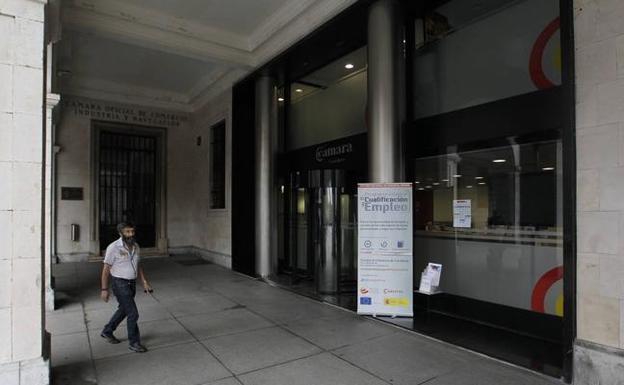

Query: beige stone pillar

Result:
[574,0,624,383]
[0,0,50,383]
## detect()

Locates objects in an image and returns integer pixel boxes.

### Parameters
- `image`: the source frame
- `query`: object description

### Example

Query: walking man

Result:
[100,222,152,353]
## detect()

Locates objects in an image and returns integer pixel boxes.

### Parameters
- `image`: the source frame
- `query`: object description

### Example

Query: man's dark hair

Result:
[117,222,136,233]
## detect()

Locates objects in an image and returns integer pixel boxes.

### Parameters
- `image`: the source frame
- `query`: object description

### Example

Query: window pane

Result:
[210,121,226,209]
[413,0,561,119]
[413,140,563,316]
[288,46,367,150]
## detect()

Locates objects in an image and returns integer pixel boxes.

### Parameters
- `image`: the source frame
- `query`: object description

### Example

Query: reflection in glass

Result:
[413,140,563,316]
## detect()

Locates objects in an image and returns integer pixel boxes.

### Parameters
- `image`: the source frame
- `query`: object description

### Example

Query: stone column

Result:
[367,0,402,183]
[574,0,624,383]
[0,0,50,383]
[44,88,59,311]
[45,2,61,308]
[254,76,277,278]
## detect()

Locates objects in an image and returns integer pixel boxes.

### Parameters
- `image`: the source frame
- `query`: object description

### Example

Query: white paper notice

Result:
[418,263,442,294]
[357,183,413,317]
[419,274,432,293]
[453,199,472,228]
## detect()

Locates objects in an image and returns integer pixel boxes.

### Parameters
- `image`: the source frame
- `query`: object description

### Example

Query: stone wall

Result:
[0,0,50,383]
[54,93,232,266]
[574,0,624,382]
[54,96,191,259]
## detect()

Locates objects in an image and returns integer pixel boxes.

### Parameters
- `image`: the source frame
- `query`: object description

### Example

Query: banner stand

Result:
[357,183,413,318]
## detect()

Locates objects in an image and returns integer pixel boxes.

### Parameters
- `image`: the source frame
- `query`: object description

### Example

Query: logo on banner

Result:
[383,289,404,295]
[360,297,372,305]
[384,298,409,307]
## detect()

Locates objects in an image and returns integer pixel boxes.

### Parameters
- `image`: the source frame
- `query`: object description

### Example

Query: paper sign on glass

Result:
[453,199,472,228]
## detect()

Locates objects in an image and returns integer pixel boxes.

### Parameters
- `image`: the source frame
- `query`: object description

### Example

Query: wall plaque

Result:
[61,187,84,200]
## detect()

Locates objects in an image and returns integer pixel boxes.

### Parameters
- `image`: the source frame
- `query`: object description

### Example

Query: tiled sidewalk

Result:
[48,256,561,385]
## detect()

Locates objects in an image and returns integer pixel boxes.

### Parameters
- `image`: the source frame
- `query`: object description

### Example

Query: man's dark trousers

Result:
[103,276,140,345]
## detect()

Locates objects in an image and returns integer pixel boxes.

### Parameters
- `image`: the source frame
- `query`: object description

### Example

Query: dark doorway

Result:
[98,128,159,250]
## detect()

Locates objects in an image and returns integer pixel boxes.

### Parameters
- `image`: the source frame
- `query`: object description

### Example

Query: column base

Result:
[0,356,50,385]
[573,339,624,384]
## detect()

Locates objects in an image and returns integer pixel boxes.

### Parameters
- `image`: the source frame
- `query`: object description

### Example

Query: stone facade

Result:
[574,0,624,382]
[53,92,232,266]
[0,0,50,383]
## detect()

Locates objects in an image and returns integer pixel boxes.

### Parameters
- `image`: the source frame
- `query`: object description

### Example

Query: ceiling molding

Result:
[187,67,231,101]
[57,0,361,113]
[70,0,250,51]
[190,68,249,112]
[63,6,254,68]
[251,0,359,67]
[62,75,194,112]
[247,0,317,51]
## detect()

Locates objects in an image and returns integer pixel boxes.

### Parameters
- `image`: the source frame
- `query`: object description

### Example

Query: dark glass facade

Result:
[232,0,575,380]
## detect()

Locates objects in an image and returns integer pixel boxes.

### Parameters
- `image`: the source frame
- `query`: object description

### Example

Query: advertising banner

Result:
[357,183,413,317]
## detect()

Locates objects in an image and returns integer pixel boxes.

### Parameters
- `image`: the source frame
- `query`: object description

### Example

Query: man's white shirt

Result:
[103,237,140,280]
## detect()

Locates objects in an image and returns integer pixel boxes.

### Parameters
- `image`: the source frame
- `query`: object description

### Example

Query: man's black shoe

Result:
[129,343,148,353]
[100,332,121,344]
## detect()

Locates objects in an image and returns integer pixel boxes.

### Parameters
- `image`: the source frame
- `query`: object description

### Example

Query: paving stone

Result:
[201,326,321,374]
[177,308,274,340]
[89,318,194,360]
[333,332,472,385]
[237,353,387,385]
[51,332,91,367]
[95,342,230,385]
[283,313,397,350]
[46,310,87,336]
[160,293,238,318]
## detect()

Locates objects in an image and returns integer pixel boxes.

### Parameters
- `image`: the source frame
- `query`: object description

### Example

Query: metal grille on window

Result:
[210,121,226,209]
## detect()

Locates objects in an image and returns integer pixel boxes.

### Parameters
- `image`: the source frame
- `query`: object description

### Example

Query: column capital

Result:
[46,93,60,109]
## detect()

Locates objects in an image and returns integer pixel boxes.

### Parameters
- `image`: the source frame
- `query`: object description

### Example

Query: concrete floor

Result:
[47,256,561,385]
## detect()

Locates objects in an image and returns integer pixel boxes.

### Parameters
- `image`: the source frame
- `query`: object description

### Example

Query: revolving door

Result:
[282,169,357,295]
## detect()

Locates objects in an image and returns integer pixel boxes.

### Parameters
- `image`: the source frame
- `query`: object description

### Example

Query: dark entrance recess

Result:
[231,0,373,277]
[98,129,158,250]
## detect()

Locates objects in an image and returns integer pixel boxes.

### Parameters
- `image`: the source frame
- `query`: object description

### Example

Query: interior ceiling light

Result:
[414,181,420,184]
[433,182,440,185]
[466,185,473,189]
[442,179,449,182]
[478,182,486,185]
[278,97,284,102]
[418,188,425,191]
[453,174,462,178]
[493,159,506,163]
[542,167,555,171]
[295,88,303,93]
[425,185,432,189]
[475,176,484,180]
[345,63,354,69]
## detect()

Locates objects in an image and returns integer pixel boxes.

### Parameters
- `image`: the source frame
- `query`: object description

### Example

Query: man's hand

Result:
[139,267,152,293]
[101,289,109,302]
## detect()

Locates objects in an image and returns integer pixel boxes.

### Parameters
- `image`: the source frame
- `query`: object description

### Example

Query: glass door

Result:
[282,169,358,297]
